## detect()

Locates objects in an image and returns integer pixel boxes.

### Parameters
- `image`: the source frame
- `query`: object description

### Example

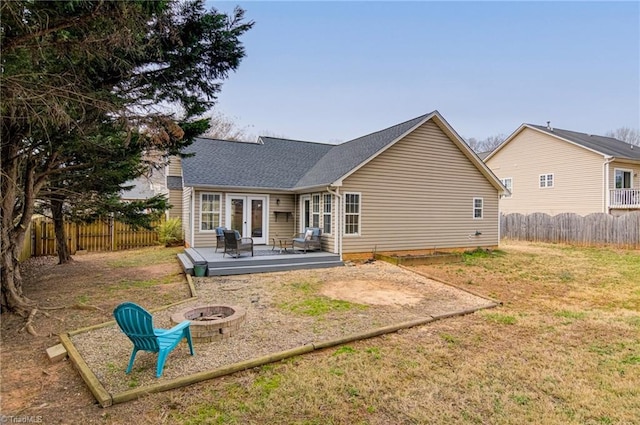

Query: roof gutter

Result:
[326,186,342,261]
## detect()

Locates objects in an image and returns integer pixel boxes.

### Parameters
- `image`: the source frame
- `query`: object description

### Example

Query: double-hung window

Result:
[344,193,361,235]
[200,193,221,231]
[473,197,483,219]
[312,194,320,228]
[539,173,554,188]
[501,177,513,198]
[323,194,332,234]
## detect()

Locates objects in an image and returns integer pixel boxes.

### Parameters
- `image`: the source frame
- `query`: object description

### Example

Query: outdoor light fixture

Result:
[474,230,482,236]
[276,198,280,206]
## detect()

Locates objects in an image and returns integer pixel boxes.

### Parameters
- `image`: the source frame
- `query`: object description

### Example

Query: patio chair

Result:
[113,302,195,378]
[223,230,254,258]
[292,227,322,253]
[214,227,226,252]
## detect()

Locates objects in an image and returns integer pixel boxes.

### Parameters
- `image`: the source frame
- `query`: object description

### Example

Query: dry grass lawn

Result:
[1,241,639,424]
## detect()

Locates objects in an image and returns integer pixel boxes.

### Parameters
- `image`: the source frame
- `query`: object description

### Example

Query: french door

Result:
[226,195,268,244]
[300,195,311,231]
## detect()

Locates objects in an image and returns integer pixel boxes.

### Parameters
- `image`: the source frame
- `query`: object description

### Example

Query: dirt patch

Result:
[321,279,424,305]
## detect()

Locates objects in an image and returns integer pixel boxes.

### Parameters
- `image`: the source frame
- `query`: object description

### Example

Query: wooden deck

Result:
[178,245,343,276]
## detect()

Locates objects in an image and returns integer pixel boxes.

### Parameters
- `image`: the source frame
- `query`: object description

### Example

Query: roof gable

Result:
[181,111,506,193]
[486,124,640,161]
[294,112,434,188]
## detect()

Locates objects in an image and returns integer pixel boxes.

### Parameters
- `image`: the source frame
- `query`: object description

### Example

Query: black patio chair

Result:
[223,230,254,258]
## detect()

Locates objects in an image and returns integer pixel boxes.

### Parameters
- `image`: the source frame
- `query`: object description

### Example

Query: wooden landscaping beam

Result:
[186,274,197,298]
[111,344,315,404]
[59,333,113,407]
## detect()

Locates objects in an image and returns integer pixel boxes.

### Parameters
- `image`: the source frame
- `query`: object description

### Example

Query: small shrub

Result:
[158,218,184,246]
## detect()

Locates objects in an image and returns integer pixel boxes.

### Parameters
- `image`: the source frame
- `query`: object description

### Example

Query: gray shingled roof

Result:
[181,112,436,190]
[181,138,333,189]
[528,125,640,160]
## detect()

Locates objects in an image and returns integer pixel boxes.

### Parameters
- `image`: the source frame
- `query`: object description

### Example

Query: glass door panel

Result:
[251,199,263,238]
[230,198,244,233]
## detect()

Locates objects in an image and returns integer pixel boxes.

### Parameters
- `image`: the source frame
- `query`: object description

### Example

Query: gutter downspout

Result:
[326,186,342,261]
[603,156,614,214]
[190,189,195,247]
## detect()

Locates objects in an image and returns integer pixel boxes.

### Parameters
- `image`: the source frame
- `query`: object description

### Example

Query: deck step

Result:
[185,248,208,265]
[208,260,344,276]
[208,255,337,270]
[177,253,194,275]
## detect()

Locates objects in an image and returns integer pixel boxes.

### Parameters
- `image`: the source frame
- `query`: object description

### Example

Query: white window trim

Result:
[614,168,634,189]
[539,173,554,188]
[200,192,221,232]
[323,193,332,235]
[312,193,321,228]
[473,197,484,220]
[501,177,513,198]
[344,192,361,236]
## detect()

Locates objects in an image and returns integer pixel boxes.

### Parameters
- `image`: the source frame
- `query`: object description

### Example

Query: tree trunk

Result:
[0,228,35,317]
[51,196,72,264]
[1,136,41,316]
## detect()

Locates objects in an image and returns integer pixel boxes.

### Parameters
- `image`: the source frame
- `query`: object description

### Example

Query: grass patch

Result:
[440,333,460,345]
[279,296,367,317]
[554,309,587,320]
[482,312,517,325]
[109,275,175,290]
[106,246,183,268]
[276,278,368,317]
[462,248,506,263]
[333,346,356,356]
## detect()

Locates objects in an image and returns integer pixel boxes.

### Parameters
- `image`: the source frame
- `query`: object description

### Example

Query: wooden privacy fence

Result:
[19,216,163,260]
[501,211,640,248]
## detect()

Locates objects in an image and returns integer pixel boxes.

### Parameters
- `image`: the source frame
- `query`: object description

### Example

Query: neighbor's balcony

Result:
[609,188,640,209]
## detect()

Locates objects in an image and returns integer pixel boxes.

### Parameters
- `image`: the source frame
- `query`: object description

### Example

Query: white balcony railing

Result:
[610,188,640,209]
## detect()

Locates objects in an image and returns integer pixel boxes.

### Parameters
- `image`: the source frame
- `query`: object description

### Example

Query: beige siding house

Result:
[485,124,640,216]
[173,111,506,258]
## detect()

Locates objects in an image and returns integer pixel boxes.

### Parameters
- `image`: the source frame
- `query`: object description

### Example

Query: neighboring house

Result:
[484,123,640,216]
[121,157,184,220]
[167,111,506,257]
[121,168,169,203]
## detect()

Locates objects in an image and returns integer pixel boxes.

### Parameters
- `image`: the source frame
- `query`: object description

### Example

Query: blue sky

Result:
[208,1,640,143]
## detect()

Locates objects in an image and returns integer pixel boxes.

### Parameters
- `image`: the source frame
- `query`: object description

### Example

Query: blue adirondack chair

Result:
[113,302,195,378]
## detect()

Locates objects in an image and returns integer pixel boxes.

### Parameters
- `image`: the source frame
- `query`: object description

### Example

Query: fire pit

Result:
[171,305,246,343]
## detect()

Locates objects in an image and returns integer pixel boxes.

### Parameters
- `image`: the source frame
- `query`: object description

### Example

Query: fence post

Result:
[110,217,115,251]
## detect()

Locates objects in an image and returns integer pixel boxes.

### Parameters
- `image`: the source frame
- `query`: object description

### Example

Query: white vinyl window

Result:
[312,194,321,228]
[200,193,221,231]
[344,193,361,235]
[615,169,632,189]
[501,177,513,198]
[323,194,332,235]
[473,197,483,219]
[539,173,554,188]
